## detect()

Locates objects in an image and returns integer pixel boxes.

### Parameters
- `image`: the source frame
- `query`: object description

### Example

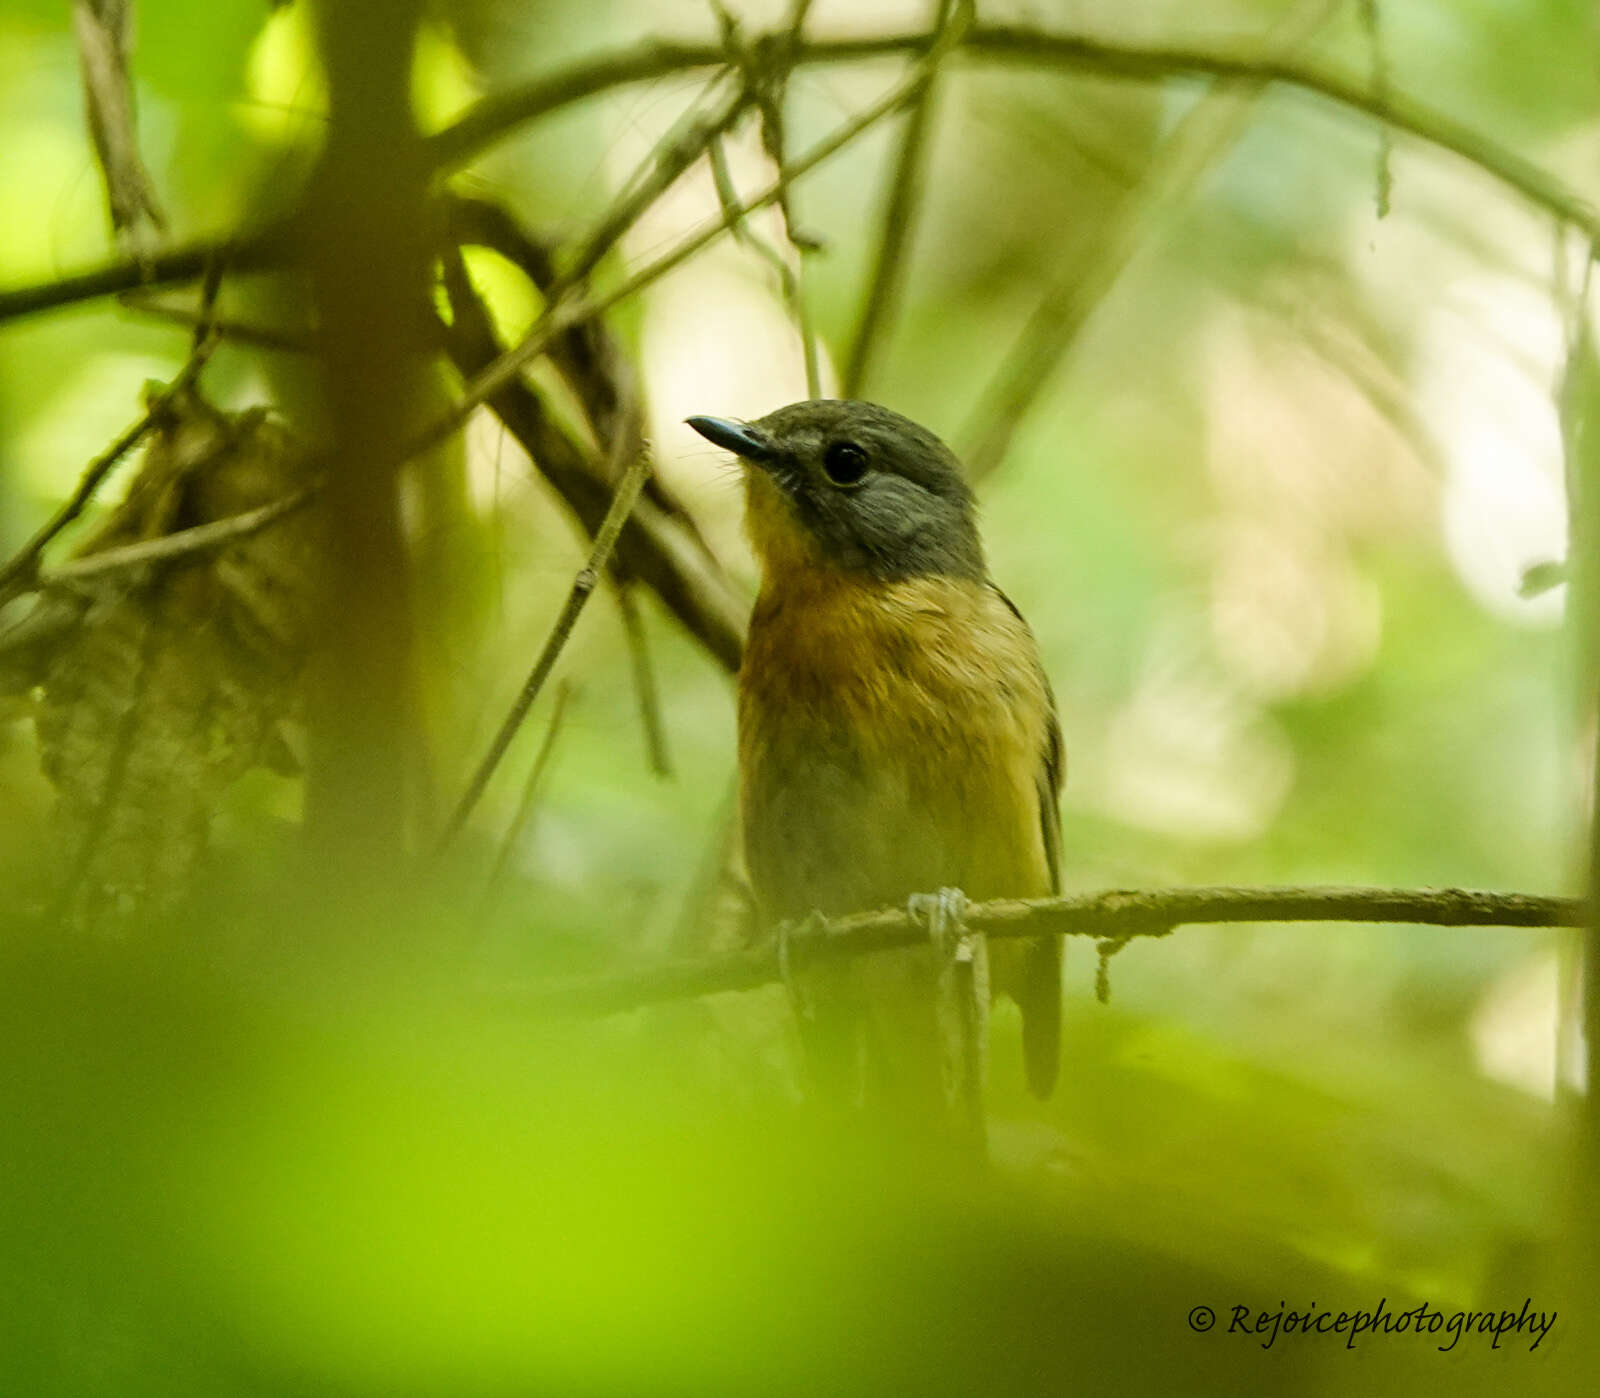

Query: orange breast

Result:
[738,568,1054,922]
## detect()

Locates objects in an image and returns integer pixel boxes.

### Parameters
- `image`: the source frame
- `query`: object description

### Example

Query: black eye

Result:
[823,441,869,487]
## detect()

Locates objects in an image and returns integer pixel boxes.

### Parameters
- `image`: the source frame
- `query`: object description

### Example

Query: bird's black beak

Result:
[685,415,774,461]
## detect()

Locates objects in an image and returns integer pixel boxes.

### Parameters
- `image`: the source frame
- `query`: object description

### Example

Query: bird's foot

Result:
[775,908,829,1014]
[911,887,988,1155]
[909,887,971,960]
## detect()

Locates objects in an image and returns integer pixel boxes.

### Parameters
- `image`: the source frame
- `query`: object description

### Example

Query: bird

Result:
[686,400,1063,1123]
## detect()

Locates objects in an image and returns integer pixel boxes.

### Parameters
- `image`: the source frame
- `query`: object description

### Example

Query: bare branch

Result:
[553,73,748,295]
[39,486,317,588]
[437,244,746,672]
[484,679,576,899]
[707,136,819,397]
[73,0,165,247]
[428,22,1599,237]
[9,20,1600,328]
[437,426,656,849]
[421,11,975,455]
[616,582,673,778]
[0,232,265,326]
[962,0,1344,478]
[491,885,1584,1015]
[842,0,956,397]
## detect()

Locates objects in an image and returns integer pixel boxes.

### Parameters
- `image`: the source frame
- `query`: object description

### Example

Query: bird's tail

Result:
[1013,934,1062,1099]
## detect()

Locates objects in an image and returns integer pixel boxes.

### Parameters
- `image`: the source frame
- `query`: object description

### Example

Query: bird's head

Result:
[687,399,985,584]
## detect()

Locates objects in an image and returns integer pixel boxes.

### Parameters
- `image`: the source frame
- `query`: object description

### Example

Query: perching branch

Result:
[491,885,1583,1015]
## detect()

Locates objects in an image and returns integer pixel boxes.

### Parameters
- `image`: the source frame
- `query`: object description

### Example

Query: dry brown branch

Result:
[491,885,1583,1015]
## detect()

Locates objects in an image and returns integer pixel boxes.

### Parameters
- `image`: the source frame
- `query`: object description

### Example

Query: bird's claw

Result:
[776,909,829,1010]
[910,887,971,960]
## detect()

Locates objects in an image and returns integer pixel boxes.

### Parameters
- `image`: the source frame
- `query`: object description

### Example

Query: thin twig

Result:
[842,0,955,397]
[437,244,746,671]
[784,0,816,36]
[962,0,1344,478]
[447,195,710,547]
[437,432,656,849]
[615,582,672,777]
[488,885,1583,1016]
[74,0,167,247]
[552,72,748,296]
[193,252,224,353]
[38,485,318,589]
[0,231,263,326]
[0,336,217,605]
[752,0,834,396]
[417,8,976,457]
[1356,0,1393,218]
[707,135,819,397]
[118,292,312,353]
[484,680,576,899]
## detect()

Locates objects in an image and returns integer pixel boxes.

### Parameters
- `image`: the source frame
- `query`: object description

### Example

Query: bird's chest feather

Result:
[738,572,1051,918]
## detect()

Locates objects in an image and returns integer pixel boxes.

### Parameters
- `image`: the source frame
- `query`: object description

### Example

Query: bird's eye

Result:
[822,441,870,487]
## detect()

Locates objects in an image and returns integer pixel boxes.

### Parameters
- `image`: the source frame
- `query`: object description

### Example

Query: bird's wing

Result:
[992,584,1064,1098]
[992,585,1064,891]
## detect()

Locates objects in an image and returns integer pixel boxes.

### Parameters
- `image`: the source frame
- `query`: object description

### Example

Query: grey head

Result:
[686,399,986,583]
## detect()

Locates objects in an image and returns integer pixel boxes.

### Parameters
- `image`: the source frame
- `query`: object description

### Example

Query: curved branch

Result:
[431,23,1596,231]
[491,884,1584,1015]
[5,21,1597,327]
